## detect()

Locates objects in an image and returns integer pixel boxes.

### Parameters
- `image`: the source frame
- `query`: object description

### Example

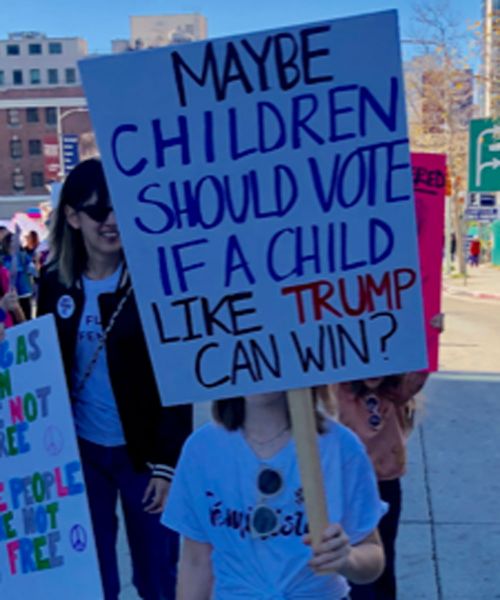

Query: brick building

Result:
[0,32,91,217]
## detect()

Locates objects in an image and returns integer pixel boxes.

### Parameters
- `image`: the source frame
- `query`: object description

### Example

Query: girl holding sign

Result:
[162,389,385,599]
[37,158,192,600]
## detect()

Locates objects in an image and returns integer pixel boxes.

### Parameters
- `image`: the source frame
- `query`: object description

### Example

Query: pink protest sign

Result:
[411,153,446,371]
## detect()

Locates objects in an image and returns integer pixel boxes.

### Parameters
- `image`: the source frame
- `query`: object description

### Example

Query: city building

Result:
[112,13,207,52]
[483,0,500,117]
[0,16,208,217]
[0,32,87,89]
[0,32,91,216]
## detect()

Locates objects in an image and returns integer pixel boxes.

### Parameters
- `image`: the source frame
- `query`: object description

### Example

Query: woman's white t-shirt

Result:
[162,420,386,599]
[72,269,126,446]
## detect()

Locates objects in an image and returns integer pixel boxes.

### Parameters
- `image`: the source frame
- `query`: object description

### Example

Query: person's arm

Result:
[142,478,171,514]
[2,289,25,324]
[306,524,384,583]
[385,371,429,406]
[176,537,213,600]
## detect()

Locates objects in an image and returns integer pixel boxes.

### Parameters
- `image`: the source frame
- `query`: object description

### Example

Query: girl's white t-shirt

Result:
[162,420,386,600]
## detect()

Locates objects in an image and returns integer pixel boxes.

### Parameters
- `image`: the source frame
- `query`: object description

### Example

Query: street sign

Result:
[479,193,496,207]
[468,118,500,192]
[62,134,79,174]
[468,192,497,207]
[464,207,499,222]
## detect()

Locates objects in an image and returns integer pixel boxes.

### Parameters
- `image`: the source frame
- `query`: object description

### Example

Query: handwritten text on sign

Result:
[80,11,428,405]
[0,317,101,599]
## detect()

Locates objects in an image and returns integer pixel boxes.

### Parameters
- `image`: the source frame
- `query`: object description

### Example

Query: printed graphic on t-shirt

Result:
[72,269,125,446]
[205,487,309,539]
[78,313,104,343]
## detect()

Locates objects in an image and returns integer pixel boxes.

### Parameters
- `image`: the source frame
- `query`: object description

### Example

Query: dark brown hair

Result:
[350,375,403,396]
[49,158,112,286]
[212,390,328,434]
[1,232,12,255]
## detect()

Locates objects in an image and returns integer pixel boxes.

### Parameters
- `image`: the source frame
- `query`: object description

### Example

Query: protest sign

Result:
[411,153,446,371]
[0,316,102,599]
[80,10,427,405]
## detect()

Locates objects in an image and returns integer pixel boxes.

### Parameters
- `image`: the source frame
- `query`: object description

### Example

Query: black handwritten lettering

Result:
[171,27,334,107]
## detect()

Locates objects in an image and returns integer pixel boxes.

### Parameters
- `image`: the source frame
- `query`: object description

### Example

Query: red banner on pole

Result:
[43,134,61,182]
[411,153,446,371]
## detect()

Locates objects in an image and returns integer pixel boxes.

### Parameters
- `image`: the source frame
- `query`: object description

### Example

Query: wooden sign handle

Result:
[287,387,328,547]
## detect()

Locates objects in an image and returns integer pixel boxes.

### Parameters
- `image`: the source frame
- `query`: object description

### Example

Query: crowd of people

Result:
[0,224,45,327]
[4,158,441,600]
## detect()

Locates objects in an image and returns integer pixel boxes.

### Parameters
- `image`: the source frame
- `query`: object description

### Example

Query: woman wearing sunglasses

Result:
[162,389,385,599]
[37,158,192,600]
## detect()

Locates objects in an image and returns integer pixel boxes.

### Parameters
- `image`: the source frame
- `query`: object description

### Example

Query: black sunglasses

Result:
[76,202,114,223]
[250,467,284,538]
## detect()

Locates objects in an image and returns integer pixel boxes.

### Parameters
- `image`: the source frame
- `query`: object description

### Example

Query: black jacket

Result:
[37,265,193,480]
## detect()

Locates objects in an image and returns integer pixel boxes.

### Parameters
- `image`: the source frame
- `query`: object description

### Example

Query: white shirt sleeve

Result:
[340,435,387,546]
[161,437,211,543]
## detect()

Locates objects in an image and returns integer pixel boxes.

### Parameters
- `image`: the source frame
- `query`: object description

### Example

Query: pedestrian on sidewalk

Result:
[450,232,457,263]
[468,236,481,267]
[162,389,386,600]
[37,158,193,600]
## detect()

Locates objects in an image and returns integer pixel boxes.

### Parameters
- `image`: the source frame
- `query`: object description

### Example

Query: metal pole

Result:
[444,195,452,274]
[56,106,64,181]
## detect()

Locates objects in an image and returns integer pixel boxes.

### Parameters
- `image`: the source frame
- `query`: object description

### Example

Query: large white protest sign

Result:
[0,316,102,599]
[80,10,427,405]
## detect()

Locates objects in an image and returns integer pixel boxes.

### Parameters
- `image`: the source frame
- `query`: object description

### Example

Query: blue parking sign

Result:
[63,134,79,174]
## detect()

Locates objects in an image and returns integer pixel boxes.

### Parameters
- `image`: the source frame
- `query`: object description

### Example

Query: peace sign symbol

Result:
[70,524,88,552]
[44,425,65,456]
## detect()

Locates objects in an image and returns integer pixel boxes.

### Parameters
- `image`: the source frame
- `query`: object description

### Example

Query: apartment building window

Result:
[0,71,4,86]
[30,69,41,85]
[13,70,23,85]
[10,138,23,159]
[7,44,20,56]
[48,42,62,54]
[48,68,59,84]
[28,139,42,156]
[12,169,25,192]
[26,107,39,123]
[7,109,20,126]
[45,107,57,126]
[28,43,42,55]
[31,171,44,188]
[65,68,77,84]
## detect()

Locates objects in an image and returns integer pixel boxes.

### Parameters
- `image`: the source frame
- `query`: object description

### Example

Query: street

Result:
[440,294,500,372]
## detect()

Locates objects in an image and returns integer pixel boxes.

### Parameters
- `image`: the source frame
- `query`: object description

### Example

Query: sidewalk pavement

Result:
[397,371,500,600]
[443,263,500,301]
[120,373,500,599]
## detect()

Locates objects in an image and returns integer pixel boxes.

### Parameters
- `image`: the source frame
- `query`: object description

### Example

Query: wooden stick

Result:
[287,387,328,547]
